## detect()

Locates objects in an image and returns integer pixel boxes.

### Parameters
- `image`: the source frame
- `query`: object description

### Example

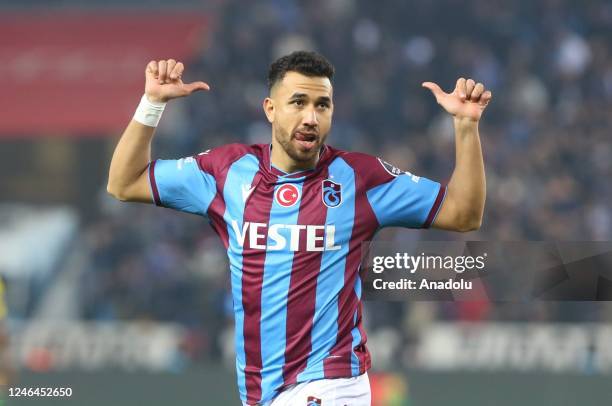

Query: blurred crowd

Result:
[79,0,612,364]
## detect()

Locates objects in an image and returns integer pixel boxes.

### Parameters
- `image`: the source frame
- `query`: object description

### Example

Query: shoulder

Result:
[329,148,396,189]
[196,143,264,173]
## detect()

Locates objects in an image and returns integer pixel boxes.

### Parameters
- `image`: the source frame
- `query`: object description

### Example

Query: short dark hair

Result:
[267,51,335,90]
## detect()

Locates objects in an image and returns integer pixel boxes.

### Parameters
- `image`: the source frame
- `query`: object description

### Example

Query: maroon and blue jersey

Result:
[148,143,446,405]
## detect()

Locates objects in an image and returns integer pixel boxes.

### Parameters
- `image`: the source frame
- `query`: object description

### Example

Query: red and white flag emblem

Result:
[275,184,300,207]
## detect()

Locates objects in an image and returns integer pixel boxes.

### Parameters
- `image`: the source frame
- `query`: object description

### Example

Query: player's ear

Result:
[263,97,275,123]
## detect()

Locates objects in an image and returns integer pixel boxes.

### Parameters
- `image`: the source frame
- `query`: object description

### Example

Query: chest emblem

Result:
[275,184,300,207]
[322,179,342,208]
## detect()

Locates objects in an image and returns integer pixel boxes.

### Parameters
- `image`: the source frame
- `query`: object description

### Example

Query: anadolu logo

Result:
[322,179,342,208]
[275,184,300,207]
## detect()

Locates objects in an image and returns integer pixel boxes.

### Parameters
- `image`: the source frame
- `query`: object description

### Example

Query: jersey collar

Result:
[264,143,329,179]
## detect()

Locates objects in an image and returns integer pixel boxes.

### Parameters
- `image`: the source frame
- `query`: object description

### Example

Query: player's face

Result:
[264,71,333,168]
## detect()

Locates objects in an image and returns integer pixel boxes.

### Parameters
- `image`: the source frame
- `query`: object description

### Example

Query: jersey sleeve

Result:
[148,152,217,216]
[364,156,447,229]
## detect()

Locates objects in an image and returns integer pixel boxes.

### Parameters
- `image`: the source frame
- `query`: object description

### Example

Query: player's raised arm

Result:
[422,78,492,232]
[107,59,210,202]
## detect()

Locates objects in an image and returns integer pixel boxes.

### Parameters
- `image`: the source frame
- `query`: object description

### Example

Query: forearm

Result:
[107,59,208,202]
[107,120,155,200]
[446,117,486,229]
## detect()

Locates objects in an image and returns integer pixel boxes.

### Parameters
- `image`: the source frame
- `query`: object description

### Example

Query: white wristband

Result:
[133,94,167,127]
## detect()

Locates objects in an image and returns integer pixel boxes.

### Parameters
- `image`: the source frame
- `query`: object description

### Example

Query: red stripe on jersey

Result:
[148,160,162,206]
[282,169,329,386]
[423,184,447,228]
[206,169,230,249]
[324,155,376,377]
[241,177,276,405]
[202,144,262,249]
[355,299,369,374]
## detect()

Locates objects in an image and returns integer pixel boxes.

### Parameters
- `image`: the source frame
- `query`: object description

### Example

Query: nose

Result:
[302,107,318,128]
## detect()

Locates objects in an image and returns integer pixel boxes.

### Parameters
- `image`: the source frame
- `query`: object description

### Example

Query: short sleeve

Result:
[365,158,446,229]
[148,155,217,216]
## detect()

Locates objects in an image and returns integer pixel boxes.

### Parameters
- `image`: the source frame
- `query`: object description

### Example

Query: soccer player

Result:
[108,51,491,405]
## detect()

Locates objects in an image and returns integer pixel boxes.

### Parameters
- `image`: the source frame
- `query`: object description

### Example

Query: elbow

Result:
[456,217,482,233]
[458,222,481,233]
[106,183,128,201]
[453,211,483,232]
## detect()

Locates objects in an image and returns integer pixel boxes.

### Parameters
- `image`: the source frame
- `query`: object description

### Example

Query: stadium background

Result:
[1,0,611,404]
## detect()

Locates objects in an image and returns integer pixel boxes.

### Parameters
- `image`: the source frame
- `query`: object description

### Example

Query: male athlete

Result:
[108,51,491,405]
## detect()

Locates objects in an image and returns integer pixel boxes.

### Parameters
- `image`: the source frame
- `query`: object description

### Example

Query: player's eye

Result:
[291,100,304,106]
[317,103,330,109]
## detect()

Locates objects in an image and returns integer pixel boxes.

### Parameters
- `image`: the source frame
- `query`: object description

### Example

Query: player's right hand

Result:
[145,59,210,103]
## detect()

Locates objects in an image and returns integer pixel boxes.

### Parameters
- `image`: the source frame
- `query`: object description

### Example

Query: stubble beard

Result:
[274,125,323,163]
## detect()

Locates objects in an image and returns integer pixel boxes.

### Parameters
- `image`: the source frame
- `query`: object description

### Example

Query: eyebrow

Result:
[288,93,332,104]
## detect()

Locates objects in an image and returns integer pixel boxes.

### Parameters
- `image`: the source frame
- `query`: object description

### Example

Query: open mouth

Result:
[294,131,318,150]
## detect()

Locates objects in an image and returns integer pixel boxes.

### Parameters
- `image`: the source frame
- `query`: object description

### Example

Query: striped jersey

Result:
[148,143,446,405]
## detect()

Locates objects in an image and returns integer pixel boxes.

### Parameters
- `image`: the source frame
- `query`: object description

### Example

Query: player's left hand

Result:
[422,78,492,122]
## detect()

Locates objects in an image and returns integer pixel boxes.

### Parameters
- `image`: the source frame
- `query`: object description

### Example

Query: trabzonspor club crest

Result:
[321,179,342,208]
[307,396,322,406]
